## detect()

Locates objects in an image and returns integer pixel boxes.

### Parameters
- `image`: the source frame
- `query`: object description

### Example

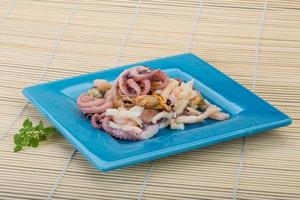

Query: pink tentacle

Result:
[104,88,116,102]
[112,129,139,141]
[79,102,113,114]
[140,79,151,95]
[77,94,106,107]
[136,66,151,73]
[131,66,152,81]
[116,67,132,96]
[91,113,104,128]
[126,79,141,95]
[101,117,114,133]
[115,66,154,96]
[118,75,128,95]
[134,74,151,81]
[128,67,138,77]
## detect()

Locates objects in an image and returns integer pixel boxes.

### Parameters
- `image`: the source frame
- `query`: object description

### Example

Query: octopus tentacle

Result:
[104,87,116,102]
[118,74,129,96]
[79,102,113,114]
[133,66,152,81]
[116,66,153,96]
[137,66,151,73]
[101,116,114,133]
[126,79,141,95]
[140,79,151,95]
[91,113,104,128]
[77,94,106,107]
[127,66,151,80]
[112,129,139,140]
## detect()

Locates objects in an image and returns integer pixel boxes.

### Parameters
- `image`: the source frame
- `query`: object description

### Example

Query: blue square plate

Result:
[23,53,292,172]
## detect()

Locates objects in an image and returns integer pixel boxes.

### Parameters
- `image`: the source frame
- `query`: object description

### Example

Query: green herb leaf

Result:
[44,127,56,135]
[30,138,39,148]
[23,134,30,146]
[39,135,47,141]
[14,134,23,146]
[14,146,22,152]
[23,118,32,129]
[13,119,55,152]
[35,120,44,131]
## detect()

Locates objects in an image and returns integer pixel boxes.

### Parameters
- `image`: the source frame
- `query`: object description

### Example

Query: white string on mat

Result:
[115,0,143,67]
[46,0,143,199]
[0,0,82,143]
[137,1,204,199]
[186,0,204,52]
[0,0,17,26]
[137,161,154,200]
[0,104,28,142]
[0,0,19,142]
[252,0,269,91]
[47,148,77,200]
[232,1,269,200]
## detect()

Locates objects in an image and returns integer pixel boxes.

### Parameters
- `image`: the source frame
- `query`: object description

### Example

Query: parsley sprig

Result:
[14,119,56,152]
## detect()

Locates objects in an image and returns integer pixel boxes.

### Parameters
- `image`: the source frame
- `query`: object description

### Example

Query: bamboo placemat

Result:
[0,0,299,199]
